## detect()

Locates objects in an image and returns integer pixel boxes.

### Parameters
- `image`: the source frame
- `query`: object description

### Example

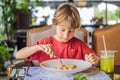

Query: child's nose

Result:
[63,32,69,39]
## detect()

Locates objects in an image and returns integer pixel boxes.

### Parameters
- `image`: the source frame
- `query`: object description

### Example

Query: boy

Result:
[16,3,99,66]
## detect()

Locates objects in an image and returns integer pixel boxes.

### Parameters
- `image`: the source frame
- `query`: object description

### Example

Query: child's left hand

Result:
[85,53,99,66]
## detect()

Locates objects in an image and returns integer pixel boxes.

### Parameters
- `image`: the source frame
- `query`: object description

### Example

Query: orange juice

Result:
[7,66,12,77]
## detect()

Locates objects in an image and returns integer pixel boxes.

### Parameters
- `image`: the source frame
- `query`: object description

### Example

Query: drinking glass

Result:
[7,66,12,77]
[100,50,115,73]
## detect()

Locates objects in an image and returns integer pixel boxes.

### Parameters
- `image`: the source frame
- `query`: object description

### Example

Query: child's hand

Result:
[39,44,55,58]
[85,53,99,66]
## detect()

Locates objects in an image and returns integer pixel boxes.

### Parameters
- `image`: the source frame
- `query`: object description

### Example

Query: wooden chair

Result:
[92,23,120,65]
[26,25,89,46]
[8,25,90,72]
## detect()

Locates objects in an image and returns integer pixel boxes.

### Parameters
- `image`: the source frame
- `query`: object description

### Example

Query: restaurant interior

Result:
[0,0,120,80]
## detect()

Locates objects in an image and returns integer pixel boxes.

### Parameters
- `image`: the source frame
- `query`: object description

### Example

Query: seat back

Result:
[92,23,120,65]
[26,25,89,46]
[26,25,54,46]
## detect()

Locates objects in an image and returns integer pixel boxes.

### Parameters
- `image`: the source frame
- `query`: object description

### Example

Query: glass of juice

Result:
[7,66,12,77]
[100,50,115,73]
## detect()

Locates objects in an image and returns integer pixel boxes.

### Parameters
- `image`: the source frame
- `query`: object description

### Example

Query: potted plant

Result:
[0,0,41,73]
[1,0,41,40]
[15,0,31,30]
[0,41,13,72]
[15,0,42,29]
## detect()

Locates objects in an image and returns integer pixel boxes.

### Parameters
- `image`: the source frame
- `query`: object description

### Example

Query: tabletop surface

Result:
[10,67,114,80]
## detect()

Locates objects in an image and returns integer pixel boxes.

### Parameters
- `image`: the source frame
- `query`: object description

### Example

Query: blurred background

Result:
[0,0,120,78]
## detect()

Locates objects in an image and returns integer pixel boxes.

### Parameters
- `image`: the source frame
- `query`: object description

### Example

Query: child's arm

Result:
[15,44,54,59]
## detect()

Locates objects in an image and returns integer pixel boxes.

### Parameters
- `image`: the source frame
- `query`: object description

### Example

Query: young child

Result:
[15,3,99,66]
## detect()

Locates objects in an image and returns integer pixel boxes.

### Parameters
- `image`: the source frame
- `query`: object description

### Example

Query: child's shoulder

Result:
[72,37,86,44]
[72,37,83,42]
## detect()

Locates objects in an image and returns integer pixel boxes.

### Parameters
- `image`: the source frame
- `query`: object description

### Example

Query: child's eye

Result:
[69,31,74,33]
[60,30,65,32]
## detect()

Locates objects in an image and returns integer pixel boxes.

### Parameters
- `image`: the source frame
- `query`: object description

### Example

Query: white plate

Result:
[40,59,92,75]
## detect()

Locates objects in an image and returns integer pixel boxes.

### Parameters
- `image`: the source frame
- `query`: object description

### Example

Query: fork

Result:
[54,56,63,65]
[58,57,63,65]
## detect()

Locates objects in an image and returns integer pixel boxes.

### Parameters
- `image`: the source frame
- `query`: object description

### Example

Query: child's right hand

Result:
[39,44,55,58]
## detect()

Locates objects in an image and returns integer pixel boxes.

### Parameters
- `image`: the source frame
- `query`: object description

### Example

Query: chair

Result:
[92,23,120,65]
[26,25,90,66]
[26,25,89,46]
[8,25,90,72]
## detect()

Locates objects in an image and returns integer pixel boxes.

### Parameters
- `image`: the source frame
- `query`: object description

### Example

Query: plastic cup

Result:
[100,50,115,73]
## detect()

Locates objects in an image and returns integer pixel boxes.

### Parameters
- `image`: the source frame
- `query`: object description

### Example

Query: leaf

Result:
[73,73,87,80]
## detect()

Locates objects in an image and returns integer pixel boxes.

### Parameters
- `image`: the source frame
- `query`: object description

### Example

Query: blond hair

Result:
[52,3,80,29]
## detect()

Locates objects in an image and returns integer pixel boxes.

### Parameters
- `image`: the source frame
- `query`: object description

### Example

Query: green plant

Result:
[1,0,42,40]
[115,7,120,22]
[0,41,13,72]
[2,0,17,40]
[16,0,30,12]
[95,7,120,22]
[73,73,87,80]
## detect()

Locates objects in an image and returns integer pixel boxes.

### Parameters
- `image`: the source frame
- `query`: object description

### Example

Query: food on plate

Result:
[53,64,78,70]
[59,64,77,70]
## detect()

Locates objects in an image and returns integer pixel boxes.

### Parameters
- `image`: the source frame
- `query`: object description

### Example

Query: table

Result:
[10,67,115,80]
[113,65,120,80]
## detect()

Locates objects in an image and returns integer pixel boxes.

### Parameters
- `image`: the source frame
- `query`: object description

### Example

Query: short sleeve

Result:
[80,41,97,59]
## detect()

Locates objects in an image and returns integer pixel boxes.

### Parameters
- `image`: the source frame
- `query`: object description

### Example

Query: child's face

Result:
[55,20,75,42]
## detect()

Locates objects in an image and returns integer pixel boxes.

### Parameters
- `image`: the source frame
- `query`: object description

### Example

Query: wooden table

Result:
[113,65,120,80]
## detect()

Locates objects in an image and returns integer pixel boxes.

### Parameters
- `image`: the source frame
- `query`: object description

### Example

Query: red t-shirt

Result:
[28,36,96,63]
